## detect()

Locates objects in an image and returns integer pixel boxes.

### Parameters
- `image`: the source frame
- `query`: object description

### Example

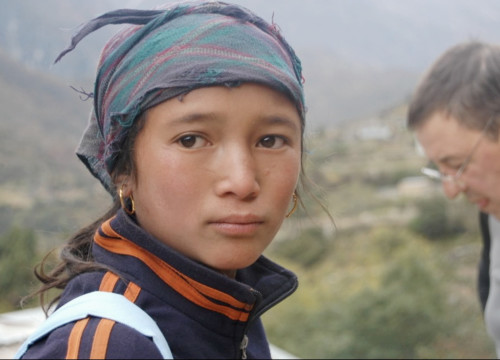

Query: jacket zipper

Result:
[240,334,249,359]
[239,278,298,358]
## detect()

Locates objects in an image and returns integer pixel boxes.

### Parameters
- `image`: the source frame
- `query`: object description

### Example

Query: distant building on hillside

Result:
[355,122,393,141]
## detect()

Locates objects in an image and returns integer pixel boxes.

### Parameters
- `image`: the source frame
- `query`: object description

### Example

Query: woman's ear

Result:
[115,175,133,196]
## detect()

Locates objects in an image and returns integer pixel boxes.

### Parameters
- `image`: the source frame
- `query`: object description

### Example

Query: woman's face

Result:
[127,83,302,276]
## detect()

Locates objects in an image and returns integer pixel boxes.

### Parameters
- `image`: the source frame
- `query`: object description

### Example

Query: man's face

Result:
[415,112,500,219]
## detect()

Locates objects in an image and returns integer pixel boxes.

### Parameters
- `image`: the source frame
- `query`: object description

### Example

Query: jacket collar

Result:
[93,209,298,323]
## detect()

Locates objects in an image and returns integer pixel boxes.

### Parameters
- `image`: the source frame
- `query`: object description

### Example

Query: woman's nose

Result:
[214,147,260,199]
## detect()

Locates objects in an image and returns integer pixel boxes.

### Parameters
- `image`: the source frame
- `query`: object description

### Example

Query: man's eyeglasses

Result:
[420,116,495,184]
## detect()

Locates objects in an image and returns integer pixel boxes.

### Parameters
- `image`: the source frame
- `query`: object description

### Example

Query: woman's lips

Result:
[208,215,263,237]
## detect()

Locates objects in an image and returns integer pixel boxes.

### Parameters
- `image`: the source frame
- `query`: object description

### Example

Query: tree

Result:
[410,197,466,240]
[0,226,38,310]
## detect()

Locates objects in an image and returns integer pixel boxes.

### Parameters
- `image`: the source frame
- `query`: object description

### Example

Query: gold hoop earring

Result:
[286,192,298,218]
[119,186,135,215]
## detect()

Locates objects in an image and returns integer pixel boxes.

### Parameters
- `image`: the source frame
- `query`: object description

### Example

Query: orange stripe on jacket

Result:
[123,281,141,302]
[90,319,115,359]
[99,272,120,292]
[88,272,119,358]
[90,273,143,358]
[95,218,253,321]
[66,318,89,359]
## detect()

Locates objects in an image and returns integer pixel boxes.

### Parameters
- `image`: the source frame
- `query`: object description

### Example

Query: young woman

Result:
[18,1,307,358]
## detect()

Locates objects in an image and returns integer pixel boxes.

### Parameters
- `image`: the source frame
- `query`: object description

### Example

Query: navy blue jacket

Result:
[479,211,491,312]
[22,209,298,359]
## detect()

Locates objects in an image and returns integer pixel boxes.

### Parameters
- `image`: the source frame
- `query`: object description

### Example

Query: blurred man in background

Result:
[407,41,500,356]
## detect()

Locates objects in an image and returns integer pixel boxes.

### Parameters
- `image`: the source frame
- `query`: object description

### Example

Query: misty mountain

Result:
[3,0,500,128]
[0,48,95,191]
[4,0,500,74]
[0,47,109,236]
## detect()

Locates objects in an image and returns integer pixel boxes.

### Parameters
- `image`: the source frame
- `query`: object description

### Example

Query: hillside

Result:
[0,49,110,242]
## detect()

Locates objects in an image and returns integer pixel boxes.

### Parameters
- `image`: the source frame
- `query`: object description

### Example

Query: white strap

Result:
[14,291,172,359]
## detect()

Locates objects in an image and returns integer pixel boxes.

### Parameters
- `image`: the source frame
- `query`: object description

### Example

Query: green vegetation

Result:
[0,227,40,311]
[277,227,331,268]
[409,197,467,240]
[265,225,495,358]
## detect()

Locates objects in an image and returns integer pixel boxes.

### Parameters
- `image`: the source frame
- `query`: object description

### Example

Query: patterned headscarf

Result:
[56,1,305,195]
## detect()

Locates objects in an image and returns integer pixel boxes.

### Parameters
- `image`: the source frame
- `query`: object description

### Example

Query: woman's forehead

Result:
[144,83,301,130]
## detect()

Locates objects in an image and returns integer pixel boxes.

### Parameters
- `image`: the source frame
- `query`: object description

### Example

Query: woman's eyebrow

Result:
[261,115,300,132]
[167,112,300,131]
[167,112,219,125]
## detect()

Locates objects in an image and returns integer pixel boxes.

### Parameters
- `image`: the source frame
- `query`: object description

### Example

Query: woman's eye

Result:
[258,135,286,149]
[177,135,208,148]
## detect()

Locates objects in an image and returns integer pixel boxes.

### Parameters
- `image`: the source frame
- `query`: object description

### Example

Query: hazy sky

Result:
[6,0,500,73]
[74,0,500,71]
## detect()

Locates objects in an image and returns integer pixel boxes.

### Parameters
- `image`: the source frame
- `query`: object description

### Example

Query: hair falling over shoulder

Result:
[27,202,120,315]
[26,111,140,314]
